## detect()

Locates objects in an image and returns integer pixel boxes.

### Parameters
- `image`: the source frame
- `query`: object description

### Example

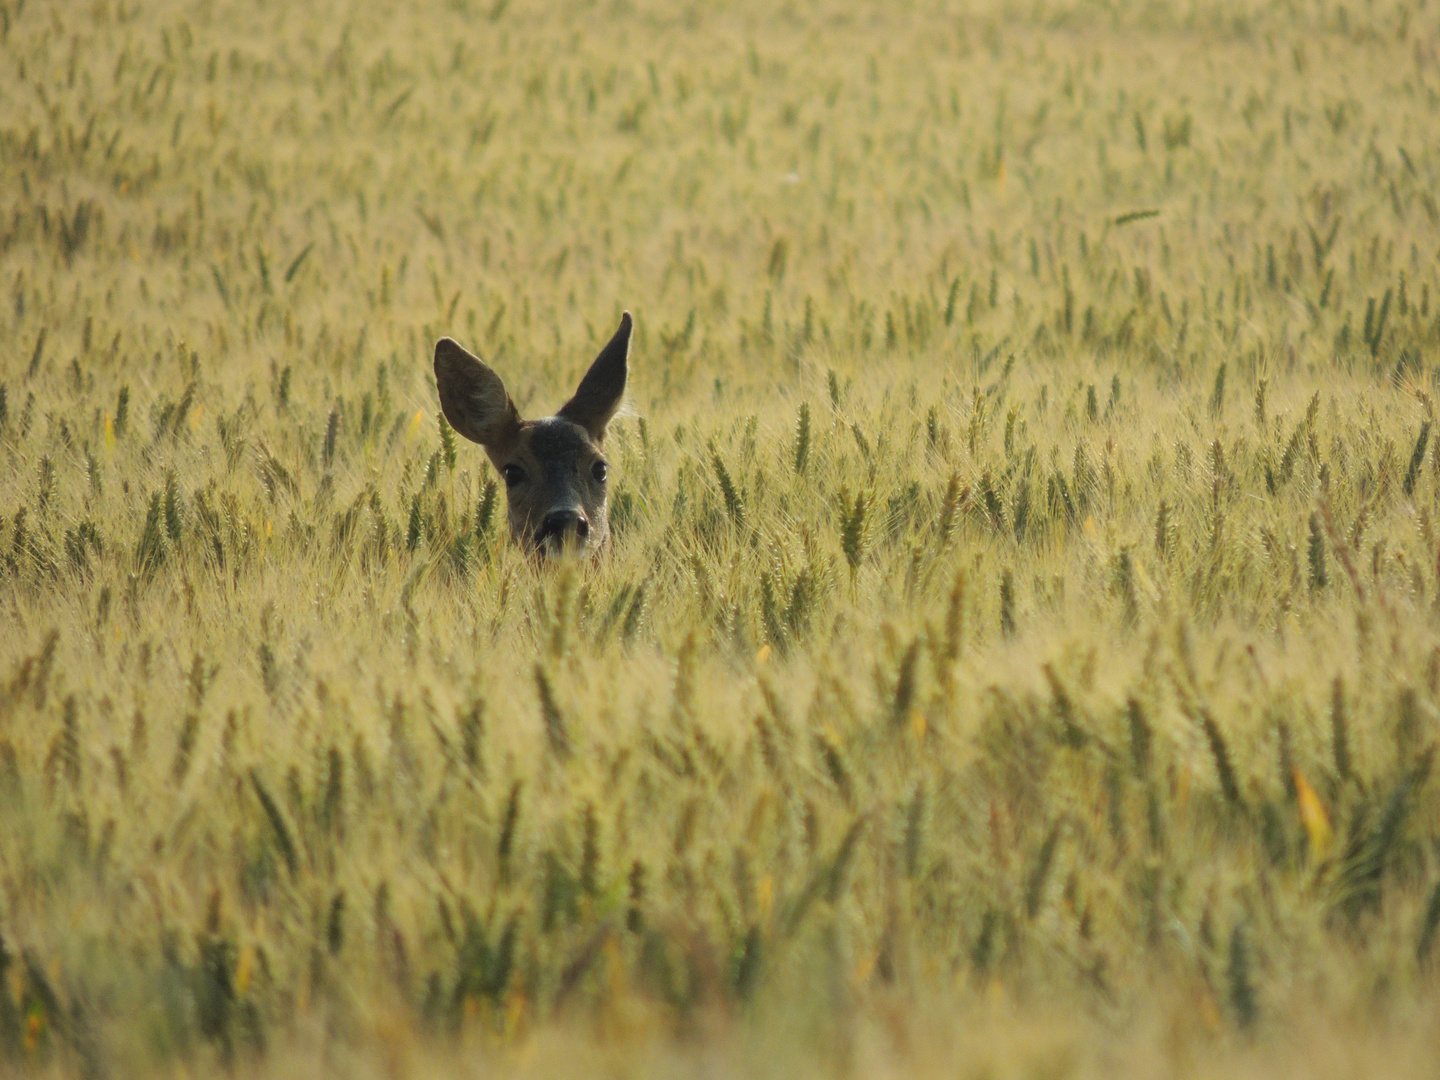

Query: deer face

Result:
[434,312,631,559]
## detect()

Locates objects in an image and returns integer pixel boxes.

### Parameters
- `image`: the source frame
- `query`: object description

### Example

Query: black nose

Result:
[539,510,589,545]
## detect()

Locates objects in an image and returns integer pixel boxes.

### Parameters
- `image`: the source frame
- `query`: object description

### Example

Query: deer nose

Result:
[540,510,589,544]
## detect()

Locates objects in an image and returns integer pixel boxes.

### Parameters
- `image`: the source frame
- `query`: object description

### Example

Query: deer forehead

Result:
[515,416,602,469]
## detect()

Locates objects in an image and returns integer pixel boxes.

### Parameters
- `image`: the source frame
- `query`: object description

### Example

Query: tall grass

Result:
[2,0,1440,1075]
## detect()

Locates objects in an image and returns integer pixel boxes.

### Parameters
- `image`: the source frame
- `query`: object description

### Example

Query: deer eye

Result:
[591,460,608,483]
[501,464,525,487]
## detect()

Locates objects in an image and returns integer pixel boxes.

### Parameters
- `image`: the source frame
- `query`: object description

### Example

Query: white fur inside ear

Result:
[611,398,641,423]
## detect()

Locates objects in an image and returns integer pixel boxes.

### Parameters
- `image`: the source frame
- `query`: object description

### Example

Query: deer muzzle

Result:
[535,509,591,555]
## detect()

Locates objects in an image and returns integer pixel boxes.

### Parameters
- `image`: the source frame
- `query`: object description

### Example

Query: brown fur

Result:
[434,312,631,558]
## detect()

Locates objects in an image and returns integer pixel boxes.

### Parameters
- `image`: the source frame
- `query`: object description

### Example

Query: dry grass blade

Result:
[249,768,299,877]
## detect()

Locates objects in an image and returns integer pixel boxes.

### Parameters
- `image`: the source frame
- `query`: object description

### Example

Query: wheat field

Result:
[3,0,1440,1075]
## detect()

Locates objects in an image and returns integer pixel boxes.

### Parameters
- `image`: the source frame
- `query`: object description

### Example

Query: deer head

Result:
[433,312,631,559]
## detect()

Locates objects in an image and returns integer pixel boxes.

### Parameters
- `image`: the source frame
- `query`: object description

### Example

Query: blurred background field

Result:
[3,0,1440,1074]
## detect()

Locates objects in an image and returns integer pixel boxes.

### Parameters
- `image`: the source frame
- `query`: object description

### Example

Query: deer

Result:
[433,311,631,559]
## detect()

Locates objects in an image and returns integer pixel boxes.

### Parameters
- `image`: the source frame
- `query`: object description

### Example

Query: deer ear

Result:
[558,311,631,442]
[434,338,522,452]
